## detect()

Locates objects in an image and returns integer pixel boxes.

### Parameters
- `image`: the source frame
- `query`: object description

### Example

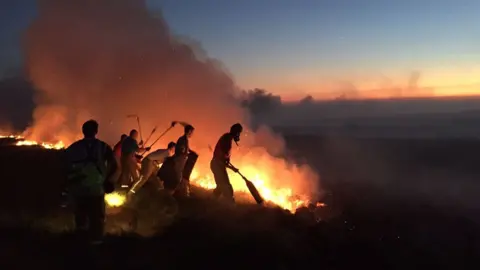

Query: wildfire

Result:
[0,134,320,213]
[104,192,126,207]
[190,168,309,211]
[16,139,65,149]
[0,134,65,149]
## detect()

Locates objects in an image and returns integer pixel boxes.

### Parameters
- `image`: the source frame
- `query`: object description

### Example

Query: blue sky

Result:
[1,0,480,98]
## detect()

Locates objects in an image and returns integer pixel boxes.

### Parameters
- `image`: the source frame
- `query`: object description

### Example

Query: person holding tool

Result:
[128,141,176,197]
[210,123,243,204]
[119,129,150,188]
[174,124,195,197]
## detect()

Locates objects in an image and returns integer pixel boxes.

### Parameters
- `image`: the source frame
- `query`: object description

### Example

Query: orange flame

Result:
[0,134,65,150]
[0,134,320,212]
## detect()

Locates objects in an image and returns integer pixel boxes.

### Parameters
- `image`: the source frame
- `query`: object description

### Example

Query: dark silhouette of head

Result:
[82,119,98,138]
[167,141,176,156]
[121,134,127,140]
[129,129,139,140]
[167,141,176,149]
[230,123,243,143]
[184,125,194,138]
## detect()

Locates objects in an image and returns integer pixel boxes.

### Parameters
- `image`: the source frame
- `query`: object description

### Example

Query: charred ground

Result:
[0,135,478,269]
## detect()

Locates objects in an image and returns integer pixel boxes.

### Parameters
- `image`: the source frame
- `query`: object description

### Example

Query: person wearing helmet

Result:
[210,123,243,203]
[173,124,195,197]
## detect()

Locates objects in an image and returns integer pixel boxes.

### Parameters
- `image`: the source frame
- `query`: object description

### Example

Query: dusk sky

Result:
[1,0,480,100]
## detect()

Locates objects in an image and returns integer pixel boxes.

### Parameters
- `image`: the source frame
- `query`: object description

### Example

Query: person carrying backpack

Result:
[65,120,117,244]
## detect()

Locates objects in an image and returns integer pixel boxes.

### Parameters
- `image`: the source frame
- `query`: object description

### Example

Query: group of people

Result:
[112,123,196,198]
[64,119,244,244]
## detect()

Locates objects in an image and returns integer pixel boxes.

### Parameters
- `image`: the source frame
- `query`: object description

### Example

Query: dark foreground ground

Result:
[0,135,479,269]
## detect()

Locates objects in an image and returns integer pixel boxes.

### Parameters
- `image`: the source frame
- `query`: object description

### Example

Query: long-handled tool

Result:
[228,163,264,205]
[207,145,264,204]
[145,121,191,151]
[143,126,157,146]
[139,121,177,156]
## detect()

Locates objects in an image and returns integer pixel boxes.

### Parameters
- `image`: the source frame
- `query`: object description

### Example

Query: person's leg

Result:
[111,156,122,184]
[211,160,224,199]
[86,195,106,244]
[119,155,131,187]
[121,156,139,188]
[218,168,235,204]
[129,157,141,185]
[73,197,88,234]
[173,157,187,197]
[130,158,154,194]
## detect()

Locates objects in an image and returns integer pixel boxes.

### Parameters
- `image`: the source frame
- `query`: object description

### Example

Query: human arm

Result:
[135,140,151,153]
[218,134,232,164]
[226,162,238,173]
[148,149,170,163]
[137,146,151,152]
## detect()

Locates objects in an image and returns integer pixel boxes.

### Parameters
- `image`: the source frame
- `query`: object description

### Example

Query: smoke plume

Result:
[24,0,248,145]
[23,0,320,202]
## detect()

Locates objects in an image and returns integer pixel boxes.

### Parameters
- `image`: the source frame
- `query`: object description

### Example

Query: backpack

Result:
[67,139,106,196]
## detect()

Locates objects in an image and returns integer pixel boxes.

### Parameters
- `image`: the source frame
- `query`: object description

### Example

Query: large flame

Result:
[0,134,65,149]
[0,134,320,212]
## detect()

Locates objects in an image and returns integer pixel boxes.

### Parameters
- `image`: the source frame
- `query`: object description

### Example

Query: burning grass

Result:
[1,134,323,213]
[0,134,65,149]
[0,135,476,269]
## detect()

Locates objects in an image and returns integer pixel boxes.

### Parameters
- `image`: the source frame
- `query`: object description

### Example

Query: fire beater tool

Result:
[228,163,264,205]
[139,121,177,156]
[145,120,191,150]
[142,126,157,146]
[207,145,264,205]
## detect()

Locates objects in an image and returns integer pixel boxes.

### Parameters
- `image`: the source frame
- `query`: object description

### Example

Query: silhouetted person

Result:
[174,124,194,196]
[211,123,243,204]
[119,129,150,188]
[65,120,117,244]
[129,141,176,196]
[114,134,128,159]
[112,134,127,184]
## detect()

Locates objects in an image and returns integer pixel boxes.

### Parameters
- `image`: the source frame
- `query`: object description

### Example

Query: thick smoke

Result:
[23,0,320,200]
[24,0,246,146]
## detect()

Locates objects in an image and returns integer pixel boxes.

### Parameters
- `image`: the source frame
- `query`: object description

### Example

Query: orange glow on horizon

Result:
[245,67,480,102]
[274,84,480,102]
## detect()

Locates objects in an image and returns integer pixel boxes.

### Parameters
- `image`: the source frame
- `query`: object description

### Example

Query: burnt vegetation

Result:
[0,135,478,269]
